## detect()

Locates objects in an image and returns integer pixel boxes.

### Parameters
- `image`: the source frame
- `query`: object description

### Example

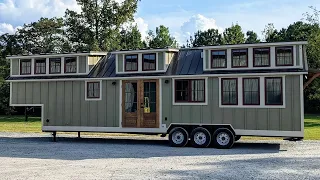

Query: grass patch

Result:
[0,115,319,140]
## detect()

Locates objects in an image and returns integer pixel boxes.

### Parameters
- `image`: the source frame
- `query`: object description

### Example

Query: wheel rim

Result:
[194,132,206,145]
[216,132,230,146]
[172,131,184,144]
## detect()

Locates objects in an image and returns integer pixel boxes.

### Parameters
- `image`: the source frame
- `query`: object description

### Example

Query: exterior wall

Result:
[158,52,164,70]
[79,56,87,73]
[11,59,19,75]
[161,75,302,131]
[118,54,124,72]
[11,80,120,127]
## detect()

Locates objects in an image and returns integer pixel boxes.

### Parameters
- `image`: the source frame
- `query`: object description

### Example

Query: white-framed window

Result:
[219,76,285,108]
[34,58,46,74]
[276,46,293,66]
[172,77,208,105]
[85,80,102,101]
[65,57,77,73]
[20,59,32,75]
[49,58,61,74]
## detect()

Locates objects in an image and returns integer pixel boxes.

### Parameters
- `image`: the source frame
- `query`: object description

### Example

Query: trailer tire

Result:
[190,127,211,148]
[212,128,235,149]
[168,127,189,147]
[235,135,241,141]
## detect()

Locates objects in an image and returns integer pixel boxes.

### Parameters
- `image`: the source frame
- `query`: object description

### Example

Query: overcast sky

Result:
[1,0,320,45]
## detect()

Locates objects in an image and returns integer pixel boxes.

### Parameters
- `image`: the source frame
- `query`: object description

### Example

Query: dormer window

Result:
[65,57,77,73]
[142,53,156,71]
[253,48,270,67]
[49,58,61,74]
[276,46,293,66]
[125,54,138,71]
[34,58,46,74]
[211,50,227,68]
[20,59,31,75]
[231,49,248,68]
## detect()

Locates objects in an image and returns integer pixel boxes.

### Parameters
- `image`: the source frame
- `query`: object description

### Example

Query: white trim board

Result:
[234,129,303,137]
[112,48,179,54]
[7,52,108,59]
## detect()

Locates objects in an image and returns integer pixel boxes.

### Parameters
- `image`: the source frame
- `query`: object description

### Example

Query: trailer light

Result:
[112,81,117,85]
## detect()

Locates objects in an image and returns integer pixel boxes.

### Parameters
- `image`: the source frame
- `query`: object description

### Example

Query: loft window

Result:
[221,78,238,105]
[65,57,77,73]
[232,49,248,67]
[253,48,270,67]
[243,78,260,105]
[276,46,293,66]
[20,59,31,75]
[34,58,46,74]
[87,82,101,99]
[49,58,61,74]
[211,50,227,68]
[175,79,205,103]
[125,54,138,71]
[265,77,283,105]
[142,53,156,71]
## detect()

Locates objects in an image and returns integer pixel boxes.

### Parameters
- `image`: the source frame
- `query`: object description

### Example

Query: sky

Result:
[1,0,320,45]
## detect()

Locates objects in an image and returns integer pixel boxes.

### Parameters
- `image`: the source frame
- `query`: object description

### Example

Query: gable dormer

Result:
[113,48,179,74]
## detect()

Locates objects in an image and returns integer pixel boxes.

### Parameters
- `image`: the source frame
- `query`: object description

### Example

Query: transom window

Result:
[143,53,156,71]
[175,79,205,103]
[49,58,61,74]
[34,58,46,74]
[211,50,227,68]
[276,46,293,66]
[243,78,260,105]
[65,57,77,73]
[232,49,248,67]
[20,59,31,75]
[265,77,283,105]
[221,78,238,105]
[253,48,270,67]
[125,54,138,71]
[87,82,101,99]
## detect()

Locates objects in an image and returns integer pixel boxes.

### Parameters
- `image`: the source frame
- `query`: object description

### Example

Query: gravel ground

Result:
[0,132,319,180]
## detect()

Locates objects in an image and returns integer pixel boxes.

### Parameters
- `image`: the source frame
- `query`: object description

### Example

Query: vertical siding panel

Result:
[257,109,268,130]
[12,83,18,104]
[162,80,171,126]
[48,82,57,125]
[293,76,302,131]
[25,83,33,104]
[72,81,81,126]
[114,81,120,127]
[80,81,88,126]
[211,78,223,124]
[281,76,292,131]
[97,81,105,127]
[32,82,41,104]
[192,106,202,123]
[223,109,233,124]
[88,102,98,126]
[171,106,181,124]
[269,109,280,130]
[234,109,245,129]
[181,106,192,123]
[56,81,65,127]
[64,82,72,126]
[17,83,26,104]
[245,109,256,130]
[40,82,49,126]
[107,80,115,127]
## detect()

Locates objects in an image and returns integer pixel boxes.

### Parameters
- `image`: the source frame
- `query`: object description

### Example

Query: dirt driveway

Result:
[0,132,319,180]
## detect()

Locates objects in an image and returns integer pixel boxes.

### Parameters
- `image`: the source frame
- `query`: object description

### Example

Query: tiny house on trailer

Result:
[6,41,308,148]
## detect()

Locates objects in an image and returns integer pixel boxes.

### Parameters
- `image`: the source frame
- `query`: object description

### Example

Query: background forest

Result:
[1,0,320,114]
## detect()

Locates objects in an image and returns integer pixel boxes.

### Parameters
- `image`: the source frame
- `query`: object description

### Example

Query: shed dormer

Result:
[113,48,179,74]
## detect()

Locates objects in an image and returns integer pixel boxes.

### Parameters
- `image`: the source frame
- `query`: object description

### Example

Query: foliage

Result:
[147,25,178,48]
[190,29,222,47]
[221,24,245,45]
[119,25,144,50]
[245,31,260,43]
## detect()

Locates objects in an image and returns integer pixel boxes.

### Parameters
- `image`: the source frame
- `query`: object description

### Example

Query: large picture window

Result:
[65,57,77,73]
[221,78,238,105]
[142,53,156,71]
[211,50,227,68]
[232,49,248,67]
[253,48,270,67]
[34,58,46,74]
[49,58,61,74]
[243,78,260,105]
[265,77,283,105]
[125,54,138,71]
[20,59,31,75]
[175,79,205,103]
[276,46,293,66]
[87,82,101,99]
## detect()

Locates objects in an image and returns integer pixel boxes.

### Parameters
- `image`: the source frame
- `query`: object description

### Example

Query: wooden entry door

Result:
[122,80,159,128]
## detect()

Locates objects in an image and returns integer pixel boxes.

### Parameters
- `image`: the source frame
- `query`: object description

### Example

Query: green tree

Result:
[190,29,222,47]
[245,31,260,43]
[119,25,144,50]
[147,25,178,48]
[221,24,245,44]
[64,0,139,51]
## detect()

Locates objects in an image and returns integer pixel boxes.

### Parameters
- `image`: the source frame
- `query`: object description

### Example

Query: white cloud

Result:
[0,23,21,34]
[134,17,149,40]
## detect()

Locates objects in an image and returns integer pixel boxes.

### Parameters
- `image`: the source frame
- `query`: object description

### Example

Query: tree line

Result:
[0,1,320,114]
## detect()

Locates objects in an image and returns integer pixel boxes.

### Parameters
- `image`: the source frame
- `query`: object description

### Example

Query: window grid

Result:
[20,59,31,75]
[265,77,283,105]
[142,53,156,71]
[211,50,227,68]
[125,54,138,71]
[65,57,77,73]
[253,48,270,67]
[49,58,61,74]
[243,78,260,105]
[175,79,205,103]
[276,46,293,66]
[221,78,238,105]
[232,49,248,68]
[34,59,46,74]
[87,82,100,99]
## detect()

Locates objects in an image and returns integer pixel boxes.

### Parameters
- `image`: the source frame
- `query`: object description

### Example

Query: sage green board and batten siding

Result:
[11,59,19,75]
[158,52,164,70]
[78,56,87,73]
[161,75,301,131]
[11,80,120,127]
